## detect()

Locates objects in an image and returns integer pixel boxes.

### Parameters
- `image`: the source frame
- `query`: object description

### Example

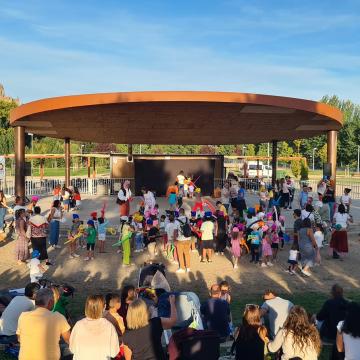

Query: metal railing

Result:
[0,177,135,197]
[214,178,360,199]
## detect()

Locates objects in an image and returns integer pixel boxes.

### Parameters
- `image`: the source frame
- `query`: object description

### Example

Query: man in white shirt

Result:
[260,289,294,338]
[175,208,192,273]
[0,283,40,339]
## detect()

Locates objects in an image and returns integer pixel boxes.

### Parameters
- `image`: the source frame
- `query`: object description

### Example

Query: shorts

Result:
[202,240,214,250]
[98,233,106,241]
[87,243,95,251]
[271,243,279,249]
[63,199,70,205]
[288,260,298,265]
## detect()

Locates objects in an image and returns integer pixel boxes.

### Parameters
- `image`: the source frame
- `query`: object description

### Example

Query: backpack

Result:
[176,218,192,238]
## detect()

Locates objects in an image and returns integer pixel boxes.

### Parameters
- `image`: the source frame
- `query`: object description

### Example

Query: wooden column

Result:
[15,126,25,198]
[327,130,338,191]
[271,140,278,188]
[65,138,70,187]
[92,157,96,178]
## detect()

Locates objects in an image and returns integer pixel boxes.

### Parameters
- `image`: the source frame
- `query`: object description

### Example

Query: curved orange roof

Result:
[10,91,342,144]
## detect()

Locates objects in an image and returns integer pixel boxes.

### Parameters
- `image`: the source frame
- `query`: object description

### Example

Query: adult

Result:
[260,289,294,339]
[298,218,318,276]
[0,283,40,340]
[200,212,216,263]
[117,180,132,218]
[29,206,51,265]
[15,209,29,264]
[176,170,185,196]
[221,182,231,213]
[280,178,290,210]
[268,306,321,359]
[301,203,315,223]
[315,284,349,344]
[314,194,331,242]
[200,284,231,341]
[234,304,268,360]
[142,187,156,213]
[47,199,63,249]
[17,288,71,360]
[215,211,227,255]
[286,176,295,209]
[317,178,327,197]
[293,209,302,248]
[331,204,353,259]
[323,180,336,220]
[69,294,119,360]
[123,296,177,360]
[0,189,9,235]
[336,302,360,359]
[229,181,240,213]
[237,183,247,218]
[175,208,191,273]
[118,285,136,329]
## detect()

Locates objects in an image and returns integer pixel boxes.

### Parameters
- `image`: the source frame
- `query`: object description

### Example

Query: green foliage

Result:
[245,144,255,156]
[290,160,301,178]
[0,128,14,154]
[300,159,309,180]
[0,99,18,128]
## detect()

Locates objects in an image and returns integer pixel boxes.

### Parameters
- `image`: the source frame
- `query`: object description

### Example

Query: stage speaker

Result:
[323,163,332,177]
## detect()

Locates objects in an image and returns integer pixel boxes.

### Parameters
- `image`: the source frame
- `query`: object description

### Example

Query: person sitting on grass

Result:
[200,284,231,342]
[268,306,321,359]
[0,283,40,342]
[70,294,119,360]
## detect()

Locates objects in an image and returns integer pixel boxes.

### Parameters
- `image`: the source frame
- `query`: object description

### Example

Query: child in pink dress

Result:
[261,230,273,267]
[230,227,242,269]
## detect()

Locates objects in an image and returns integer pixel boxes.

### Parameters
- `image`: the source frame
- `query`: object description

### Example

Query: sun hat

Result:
[72,214,79,220]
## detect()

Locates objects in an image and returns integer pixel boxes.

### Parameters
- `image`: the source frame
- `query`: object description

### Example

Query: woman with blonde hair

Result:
[268,305,321,359]
[123,295,177,360]
[234,304,268,360]
[69,294,119,360]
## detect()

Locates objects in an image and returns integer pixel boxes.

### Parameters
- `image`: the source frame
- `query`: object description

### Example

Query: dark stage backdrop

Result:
[134,159,215,196]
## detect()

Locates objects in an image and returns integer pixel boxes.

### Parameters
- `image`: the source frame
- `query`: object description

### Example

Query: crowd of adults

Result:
[1,281,359,359]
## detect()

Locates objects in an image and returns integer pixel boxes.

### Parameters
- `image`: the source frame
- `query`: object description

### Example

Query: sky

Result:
[0,0,359,103]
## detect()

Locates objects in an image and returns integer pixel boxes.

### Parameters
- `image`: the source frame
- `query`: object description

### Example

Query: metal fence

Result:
[0,177,135,197]
[214,178,360,200]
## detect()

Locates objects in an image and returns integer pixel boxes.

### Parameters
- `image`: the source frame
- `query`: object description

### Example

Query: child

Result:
[314,224,324,265]
[85,220,97,261]
[145,219,159,261]
[189,211,200,252]
[97,217,109,253]
[259,187,268,210]
[287,244,299,275]
[159,214,167,250]
[230,227,241,269]
[104,293,125,341]
[192,188,204,215]
[90,211,98,231]
[68,214,81,258]
[73,187,81,210]
[249,226,261,264]
[219,280,232,303]
[121,223,134,267]
[340,188,352,214]
[188,178,195,199]
[261,230,273,267]
[270,228,280,261]
[133,213,144,253]
[28,250,45,283]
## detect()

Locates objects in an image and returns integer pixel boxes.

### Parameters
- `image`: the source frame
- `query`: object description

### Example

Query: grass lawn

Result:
[2,290,358,359]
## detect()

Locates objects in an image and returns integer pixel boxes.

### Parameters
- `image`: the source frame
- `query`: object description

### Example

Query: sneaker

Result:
[186,268,191,272]
[215,252,219,256]
[82,245,86,249]
[55,245,61,249]
[45,261,53,266]
[191,249,198,253]
[84,257,90,261]
[69,254,75,259]
[220,252,224,256]
[267,262,274,267]
[301,269,312,277]
[261,263,267,268]
[233,264,238,269]
[116,249,121,254]
[289,270,295,275]
[176,268,186,274]
[73,253,80,258]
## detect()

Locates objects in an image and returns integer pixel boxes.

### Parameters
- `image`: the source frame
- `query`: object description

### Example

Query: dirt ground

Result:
[1,195,360,299]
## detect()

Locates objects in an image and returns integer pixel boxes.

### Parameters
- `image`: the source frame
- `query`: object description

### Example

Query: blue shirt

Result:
[97,220,109,235]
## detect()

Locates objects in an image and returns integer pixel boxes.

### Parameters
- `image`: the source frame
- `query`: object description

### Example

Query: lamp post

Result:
[312,148,317,171]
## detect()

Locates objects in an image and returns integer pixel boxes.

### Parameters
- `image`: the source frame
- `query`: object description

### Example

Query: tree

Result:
[246,144,255,156]
[318,144,327,164]
[290,160,301,178]
[293,139,302,154]
[300,159,309,180]
[199,145,216,154]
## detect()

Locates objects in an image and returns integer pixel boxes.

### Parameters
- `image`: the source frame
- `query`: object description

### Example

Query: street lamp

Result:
[312,148,317,171]
[242,146,246,156]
